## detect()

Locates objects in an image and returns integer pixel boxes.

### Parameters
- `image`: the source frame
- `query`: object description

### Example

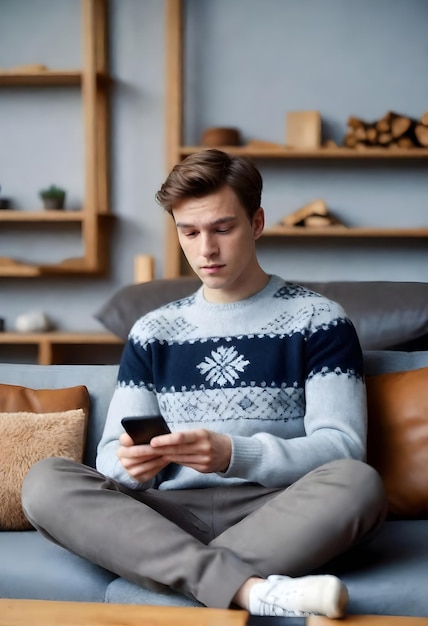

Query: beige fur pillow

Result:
[0,409,87,530]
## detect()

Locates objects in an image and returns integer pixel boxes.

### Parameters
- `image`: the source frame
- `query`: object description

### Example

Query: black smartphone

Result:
[121,415,171,445]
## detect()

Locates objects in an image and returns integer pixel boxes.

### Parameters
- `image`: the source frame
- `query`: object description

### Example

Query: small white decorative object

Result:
[15,312,54,333]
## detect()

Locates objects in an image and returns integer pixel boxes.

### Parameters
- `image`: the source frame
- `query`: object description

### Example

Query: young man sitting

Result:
[23,148,386,618]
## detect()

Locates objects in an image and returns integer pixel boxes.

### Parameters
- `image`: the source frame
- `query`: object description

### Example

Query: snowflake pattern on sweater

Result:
[96,275,367,491]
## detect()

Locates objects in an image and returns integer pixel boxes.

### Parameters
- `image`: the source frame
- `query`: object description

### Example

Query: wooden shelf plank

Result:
[262,226,428,238]
[0,331,123,345]
[0,70,82,86]
[0,331,123,365]
[0,210,85,222]
[0,257,99,278]
[0,70,110,87]
[179,146,428,160]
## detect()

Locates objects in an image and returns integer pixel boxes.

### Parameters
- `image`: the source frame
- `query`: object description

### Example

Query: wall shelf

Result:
[0,210,86,222]
[0,331,123,365]
[262,226,428,238]
[179,146,428,160]
[163,0,428,278]
[0,0,111,277]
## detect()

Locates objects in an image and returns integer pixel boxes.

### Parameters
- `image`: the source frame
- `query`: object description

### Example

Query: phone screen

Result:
[121,415,171,445]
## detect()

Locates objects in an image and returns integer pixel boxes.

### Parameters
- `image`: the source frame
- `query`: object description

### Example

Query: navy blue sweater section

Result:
[118,317,363,392]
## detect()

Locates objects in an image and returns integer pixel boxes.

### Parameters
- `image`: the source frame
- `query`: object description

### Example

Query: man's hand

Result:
[150,428,232,474]
[117,429,232,482]
[117,432,170,482]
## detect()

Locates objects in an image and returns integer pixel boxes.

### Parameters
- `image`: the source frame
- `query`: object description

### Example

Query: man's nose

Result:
[199,233,218,257]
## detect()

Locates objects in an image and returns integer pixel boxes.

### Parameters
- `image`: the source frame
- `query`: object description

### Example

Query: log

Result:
[347,116,366,130]
[354,126,367,141]
[354,142,370,150]
[345,116,378,146]
[344,133,358,148]
[376,114,392,133]
[378,132,393,145]
[414,124,428,147]
[390,115,416,138]
[375,111,407,133]
[396,136,415,149]
[366,126,378,144]
[421,111,428,126]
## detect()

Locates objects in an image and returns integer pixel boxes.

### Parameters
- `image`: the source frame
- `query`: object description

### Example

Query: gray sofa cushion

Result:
[94,280,428,351]
[105,577,202,607]
[363,350,428,375]
[326,521,428,617]
[94,278,201,341]
[0,531,116,602]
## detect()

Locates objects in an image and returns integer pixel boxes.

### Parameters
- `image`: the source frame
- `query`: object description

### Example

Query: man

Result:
[23,149,386,618]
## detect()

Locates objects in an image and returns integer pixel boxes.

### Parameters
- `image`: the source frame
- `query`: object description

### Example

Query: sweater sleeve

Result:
[221,315,367,488]
[96,334,161,489]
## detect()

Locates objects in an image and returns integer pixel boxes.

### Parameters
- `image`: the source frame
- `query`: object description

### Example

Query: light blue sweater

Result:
[96,275,367,490]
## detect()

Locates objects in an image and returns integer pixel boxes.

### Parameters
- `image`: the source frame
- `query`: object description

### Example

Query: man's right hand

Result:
[117,432,170,482]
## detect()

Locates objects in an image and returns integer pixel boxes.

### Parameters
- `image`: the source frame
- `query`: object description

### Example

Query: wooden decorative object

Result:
[278,199,346,229]
[279,199,327,226]
[201,127,240,146]
[286,111,321,149]
[134,254,155,283]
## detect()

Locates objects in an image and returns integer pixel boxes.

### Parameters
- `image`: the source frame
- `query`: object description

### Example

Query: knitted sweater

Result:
[96,275,367,491]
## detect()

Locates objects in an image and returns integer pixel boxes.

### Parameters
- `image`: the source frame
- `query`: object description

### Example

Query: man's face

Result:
[172,185,265,303]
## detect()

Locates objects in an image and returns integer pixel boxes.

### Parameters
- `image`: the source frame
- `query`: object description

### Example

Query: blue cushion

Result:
[364,350,428,375]
[0,531,116,601]
[105,577,202,606]
[325,521,428,616]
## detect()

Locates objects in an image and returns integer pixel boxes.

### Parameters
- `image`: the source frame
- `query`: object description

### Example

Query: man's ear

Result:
[252,207,265,240]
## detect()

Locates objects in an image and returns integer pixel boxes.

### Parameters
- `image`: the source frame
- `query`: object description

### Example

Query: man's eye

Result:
[184,231,197,237]
[216,228,231,234]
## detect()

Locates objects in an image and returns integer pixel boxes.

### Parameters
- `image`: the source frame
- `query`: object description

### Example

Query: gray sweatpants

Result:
[22,457,386,608]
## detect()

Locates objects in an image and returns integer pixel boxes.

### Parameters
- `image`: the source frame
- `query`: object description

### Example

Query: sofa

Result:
[1,279,428,616]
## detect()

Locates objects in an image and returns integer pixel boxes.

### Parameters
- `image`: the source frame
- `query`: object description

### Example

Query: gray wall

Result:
[0,0,427,345]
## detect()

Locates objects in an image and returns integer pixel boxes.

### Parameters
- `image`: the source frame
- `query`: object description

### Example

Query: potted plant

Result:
[39,185,66,210]
[0,184,11,210]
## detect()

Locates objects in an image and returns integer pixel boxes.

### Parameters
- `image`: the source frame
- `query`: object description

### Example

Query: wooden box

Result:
[286,110,321,149]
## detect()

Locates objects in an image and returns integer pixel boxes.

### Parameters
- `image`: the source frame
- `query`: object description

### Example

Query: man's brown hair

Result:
[155,149,263,220]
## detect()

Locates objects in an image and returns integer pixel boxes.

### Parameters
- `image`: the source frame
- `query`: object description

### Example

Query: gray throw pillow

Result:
[94,278,201,340]
[95,279,428,351]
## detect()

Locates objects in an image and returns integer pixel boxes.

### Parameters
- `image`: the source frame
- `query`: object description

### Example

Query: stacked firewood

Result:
[344,111,428,149]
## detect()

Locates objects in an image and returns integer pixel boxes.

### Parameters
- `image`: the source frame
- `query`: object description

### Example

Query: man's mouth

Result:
[201,264,224,273]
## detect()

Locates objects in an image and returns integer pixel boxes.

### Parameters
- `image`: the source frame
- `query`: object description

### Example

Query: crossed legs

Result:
[22,457,386,610]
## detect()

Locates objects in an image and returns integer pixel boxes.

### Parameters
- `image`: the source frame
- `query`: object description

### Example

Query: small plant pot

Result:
[42,196,65,210]
[0,198,11,210]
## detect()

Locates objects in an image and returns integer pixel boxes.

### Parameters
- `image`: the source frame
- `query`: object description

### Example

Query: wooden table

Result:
[0,600,426,626]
